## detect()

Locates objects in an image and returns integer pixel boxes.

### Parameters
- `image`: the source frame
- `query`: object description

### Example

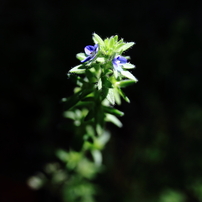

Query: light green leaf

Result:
[122,63,136,69]
[91,150,102,166]
[121,71,138,82]
[96,57,105,63]
[98,78,102,90]
[113,35,118,42]
[119,42,135,52]
[104,38,109,48]
[105,114,123,127]
[92,33,104,46]
[109,36,115,47]
[106,88,115,105]
[63,111,75,120]
[69,65,86,74]
[76,53,86,61]
[114,88,121,105]
[56,149,68,162]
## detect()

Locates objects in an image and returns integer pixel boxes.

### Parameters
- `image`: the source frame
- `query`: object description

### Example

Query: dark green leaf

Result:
[116,88,130,103]
[103,106,124,116]
[117,80,136,88]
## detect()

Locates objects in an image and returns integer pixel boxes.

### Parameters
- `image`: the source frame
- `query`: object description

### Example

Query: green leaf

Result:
[76,53,86,61]
[116,87,130,103]
[109,36,115,47]
[105,114,123,127]
[73,101,94,108]
[114,88,121,105]
[104,38,109,48]
[86,69,97,82]
[113,35,118,42]
[118,42,135,52]
[64,89,92,110]
[103,106,124,116]
[63,111,75,120]
[121,71,138,82]
[96,57,105,63]
[115,42,125,52]
[122,63,136,69]
[56,149,68,162]
[91,150,102,166]
[69,65,86,74]
[84,109,94,121]
[92,33,104,46]
[63,91,82,110]
[106,88,115,105]
[116,80,136,88]
[101,86,109,100]
[98,78,102,90]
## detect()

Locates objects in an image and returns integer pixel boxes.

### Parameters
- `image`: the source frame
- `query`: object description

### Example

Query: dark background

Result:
[1,0,202,201]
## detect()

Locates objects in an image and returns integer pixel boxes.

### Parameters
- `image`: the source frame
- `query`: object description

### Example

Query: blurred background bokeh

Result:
[1,0,202,201]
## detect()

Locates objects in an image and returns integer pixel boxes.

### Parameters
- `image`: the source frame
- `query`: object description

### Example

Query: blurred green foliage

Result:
[1,0,202,202]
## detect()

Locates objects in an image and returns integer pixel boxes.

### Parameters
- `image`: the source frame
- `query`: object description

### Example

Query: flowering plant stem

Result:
[29,33,137,202]
[57,33,138,202]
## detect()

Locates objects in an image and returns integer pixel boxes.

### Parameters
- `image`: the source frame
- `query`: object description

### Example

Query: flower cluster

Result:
[68,33,137,106]
[81,45,127,73]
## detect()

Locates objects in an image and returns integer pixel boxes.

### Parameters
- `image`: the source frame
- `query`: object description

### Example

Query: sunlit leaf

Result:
[92,33,104,46]
[105,114,123,127]
[69,65,86,74]
[118,42,135,52]
[106,88,115,105]
[121,70,138,82]
[122,63,136,69]
[76,53,86,61]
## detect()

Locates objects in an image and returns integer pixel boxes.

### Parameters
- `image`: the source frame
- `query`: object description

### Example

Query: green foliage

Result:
[60,33,137,201]
[28,33,137,202]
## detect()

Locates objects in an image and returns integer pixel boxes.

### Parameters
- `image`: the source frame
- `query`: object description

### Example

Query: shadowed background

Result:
[1,0,202,201]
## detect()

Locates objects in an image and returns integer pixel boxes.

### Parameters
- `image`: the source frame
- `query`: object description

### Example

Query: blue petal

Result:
[82,44,98,63]
[84,44,98,55]
[112,56,127,72]
[84,45,95,55]
[116,56,127,64]
[81,55,92,63]
[94,44,99,51]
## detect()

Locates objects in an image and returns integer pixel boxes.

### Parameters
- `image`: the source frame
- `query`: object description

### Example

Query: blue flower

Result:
[112,55,127,72]
[81,44,98,63]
